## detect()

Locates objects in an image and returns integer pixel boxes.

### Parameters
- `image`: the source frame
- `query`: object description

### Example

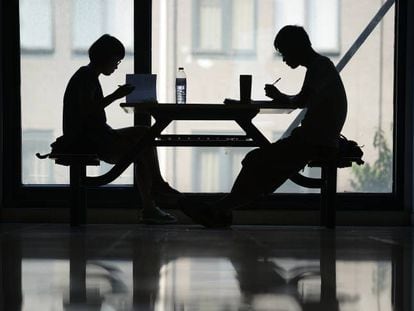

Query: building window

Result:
[19,0,54,53]
[22,129,55,184]
[192,146,251,192]
[274,0,340,55]
[72,0,133,53]
[193,0,256,56]
[20,0,134,185]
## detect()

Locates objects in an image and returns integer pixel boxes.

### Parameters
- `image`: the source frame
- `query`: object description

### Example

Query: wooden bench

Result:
[37,153,100,226]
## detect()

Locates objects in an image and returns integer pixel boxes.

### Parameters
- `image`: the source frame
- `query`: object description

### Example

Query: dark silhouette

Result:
[230,234,339,311]
[182,25,348,227]
[57,34,181,224]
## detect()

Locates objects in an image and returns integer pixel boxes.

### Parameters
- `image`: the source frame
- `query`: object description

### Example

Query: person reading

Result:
[182,25,348,227]
[57,34,181,224]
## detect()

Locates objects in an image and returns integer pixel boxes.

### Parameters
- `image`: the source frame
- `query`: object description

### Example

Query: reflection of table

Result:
[85,102,293,186]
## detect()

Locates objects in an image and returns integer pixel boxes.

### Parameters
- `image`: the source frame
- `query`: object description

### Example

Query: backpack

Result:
[337,134,364,167]
[36,135,97,159]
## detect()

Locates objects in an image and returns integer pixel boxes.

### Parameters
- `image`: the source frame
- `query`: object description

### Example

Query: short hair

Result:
[274,25,312,52]
[88,34,125,65]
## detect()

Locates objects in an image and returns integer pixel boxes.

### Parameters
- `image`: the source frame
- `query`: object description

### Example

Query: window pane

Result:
[274,0,306,33]
[152,0,394,194]
[274,0,340,54]
[20,0,53,51]
[196,149,220,192]
[73,0,133,53]
[231,0,255,51]
[21,0,134,185]
[308,0,339,53]
[72,0,104,51]
[338,3,395,192]
[198,0,223,51]
[106,0,134,52]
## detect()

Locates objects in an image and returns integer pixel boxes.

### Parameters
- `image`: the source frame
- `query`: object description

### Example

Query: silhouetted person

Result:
[182,25,347,227]
[60,34,180,224]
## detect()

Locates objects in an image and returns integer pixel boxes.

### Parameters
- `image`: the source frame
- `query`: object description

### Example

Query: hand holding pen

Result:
[272,77,281,85]
[113,83,135,99]
[264,77,282,99]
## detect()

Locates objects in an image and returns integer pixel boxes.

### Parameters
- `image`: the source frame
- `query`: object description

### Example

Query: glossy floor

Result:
[0,224,412,311]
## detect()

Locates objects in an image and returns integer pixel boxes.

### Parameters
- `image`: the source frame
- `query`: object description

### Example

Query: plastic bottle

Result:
[175,67,187,104]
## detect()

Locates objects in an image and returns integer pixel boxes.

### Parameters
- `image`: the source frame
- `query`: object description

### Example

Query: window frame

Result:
[273,0,341,56]
[192,0,258,58]
[19,0,55,55]
[0,0,411,223]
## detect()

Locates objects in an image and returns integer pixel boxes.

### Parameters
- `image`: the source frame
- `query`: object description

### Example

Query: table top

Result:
[120,101,294,115]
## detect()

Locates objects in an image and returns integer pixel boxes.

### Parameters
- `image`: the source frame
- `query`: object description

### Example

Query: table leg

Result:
[235,118,271,147]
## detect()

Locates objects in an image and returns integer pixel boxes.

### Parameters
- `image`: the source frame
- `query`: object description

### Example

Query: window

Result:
[20,0,134,185]
[193,0,256,56]
[22,129,55,184]
[19,0,54,53]
[2,0,404,212]
[193,147,250,192]
[274,0,340,55]
[72,0,133,53]
[153,0,395,194]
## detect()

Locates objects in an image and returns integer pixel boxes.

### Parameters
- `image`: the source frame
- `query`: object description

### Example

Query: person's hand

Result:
[112,84,135,99]
[264,84,282,100]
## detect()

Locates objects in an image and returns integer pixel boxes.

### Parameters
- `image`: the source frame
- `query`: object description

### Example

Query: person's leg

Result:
[101,127,178,223]
[213,145,297,212]
[216,161,293,211]
[115,127,180,197]
[219,139,309,210]
[181,138,308,227]
[134,158,177,223]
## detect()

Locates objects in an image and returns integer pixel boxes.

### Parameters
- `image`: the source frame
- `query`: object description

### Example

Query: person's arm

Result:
[265,72,317,108]
[289,85,311,108]
[101,92,118,108]
[264,84,308,108]
[102,84,135,108]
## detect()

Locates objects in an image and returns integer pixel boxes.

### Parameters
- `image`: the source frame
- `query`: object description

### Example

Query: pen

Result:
[272,77,281,85]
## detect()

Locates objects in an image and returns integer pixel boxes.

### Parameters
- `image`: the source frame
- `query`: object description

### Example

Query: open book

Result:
[126,74,157,103]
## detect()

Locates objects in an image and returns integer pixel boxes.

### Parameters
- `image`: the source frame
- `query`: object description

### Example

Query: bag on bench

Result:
[337,134,364,167]
[37,135,97,159]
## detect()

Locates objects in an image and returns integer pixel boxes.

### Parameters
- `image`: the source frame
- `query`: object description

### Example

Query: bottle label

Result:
[176,78,187,104]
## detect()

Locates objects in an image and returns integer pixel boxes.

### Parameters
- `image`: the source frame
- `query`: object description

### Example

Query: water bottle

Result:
[175,67,187,104]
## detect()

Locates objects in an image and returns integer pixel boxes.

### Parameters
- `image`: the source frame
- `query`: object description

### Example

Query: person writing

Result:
[58,34,181,224]
[182,25,348,227]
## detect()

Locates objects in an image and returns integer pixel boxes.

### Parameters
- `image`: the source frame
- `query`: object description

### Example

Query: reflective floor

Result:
[0,224,412,311]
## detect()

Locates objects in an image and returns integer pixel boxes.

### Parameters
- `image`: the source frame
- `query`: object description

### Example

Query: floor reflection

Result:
[0,225,410,310]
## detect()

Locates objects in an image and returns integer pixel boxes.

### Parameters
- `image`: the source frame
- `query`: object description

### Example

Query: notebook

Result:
[125,74,157,103]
